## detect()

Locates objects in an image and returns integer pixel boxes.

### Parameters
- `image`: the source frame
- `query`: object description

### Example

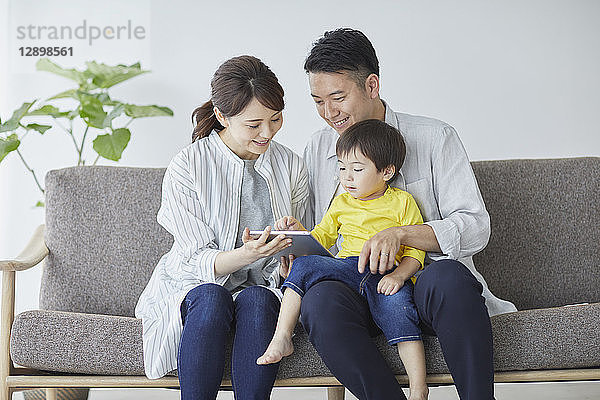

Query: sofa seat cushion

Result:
[9,310,449,377]
[491,302,600,371]
[10,310,145,375]
[10,305,600,378]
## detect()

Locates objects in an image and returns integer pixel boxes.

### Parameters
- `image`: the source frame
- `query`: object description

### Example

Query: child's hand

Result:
[274,216,302,231]
[279,254,296,278]
[377,274,406,296]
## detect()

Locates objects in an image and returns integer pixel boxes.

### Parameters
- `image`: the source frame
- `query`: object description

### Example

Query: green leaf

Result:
[25,123,52,134]
[85,61,148,89]
[102,103,125,128]
[27,105,70,118]
[123,104,173,118]
[69,90,118,106]
[78,93,107,128]
[94,92,118,106]
[35,201,45,208]
[67,109,80,119]
[0,102,36,132]
[0,134,20,163]
[92,128,130,161]
[48,89,79,100]
[36,58,88,85]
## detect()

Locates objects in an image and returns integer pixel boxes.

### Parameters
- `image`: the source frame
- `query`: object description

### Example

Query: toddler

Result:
[257,119,428,400]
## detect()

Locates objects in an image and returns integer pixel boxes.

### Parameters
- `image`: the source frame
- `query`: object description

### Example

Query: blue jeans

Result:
[283,255,421,344]
[299,259,494,400]
[178,283,280,400]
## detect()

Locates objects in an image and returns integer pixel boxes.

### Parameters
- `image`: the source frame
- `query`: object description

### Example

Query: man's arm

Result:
[423,126,490,259]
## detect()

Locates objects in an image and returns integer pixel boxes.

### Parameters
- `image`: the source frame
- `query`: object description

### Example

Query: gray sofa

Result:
[1,157,599,400]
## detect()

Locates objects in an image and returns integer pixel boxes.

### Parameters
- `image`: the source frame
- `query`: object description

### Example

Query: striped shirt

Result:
[303,101,517,317]
[135,131,308,379]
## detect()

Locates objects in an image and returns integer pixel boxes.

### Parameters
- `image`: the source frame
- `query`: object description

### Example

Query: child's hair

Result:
[336,119,406,181]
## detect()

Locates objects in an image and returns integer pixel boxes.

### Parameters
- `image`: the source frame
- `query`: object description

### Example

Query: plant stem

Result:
[78,125,89,166]
[16,148,45,195]
[93,154,100,165]
[55,119,80,155]
[124,118,134,128]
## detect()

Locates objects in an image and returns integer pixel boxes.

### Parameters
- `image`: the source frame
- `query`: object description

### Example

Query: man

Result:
[298,28,517,400]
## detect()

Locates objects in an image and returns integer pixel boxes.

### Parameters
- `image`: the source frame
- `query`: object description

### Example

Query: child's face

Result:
[337,149,394,201]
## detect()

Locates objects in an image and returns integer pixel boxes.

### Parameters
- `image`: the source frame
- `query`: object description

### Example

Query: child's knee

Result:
[290,255,320,273]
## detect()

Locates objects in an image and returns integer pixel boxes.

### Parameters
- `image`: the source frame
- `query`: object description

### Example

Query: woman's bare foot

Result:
[408,384,429,400]
[256,334,294,365]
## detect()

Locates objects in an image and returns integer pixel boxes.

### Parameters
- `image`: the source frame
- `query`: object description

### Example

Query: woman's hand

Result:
[241,226,291,262]
[274,216,303,231]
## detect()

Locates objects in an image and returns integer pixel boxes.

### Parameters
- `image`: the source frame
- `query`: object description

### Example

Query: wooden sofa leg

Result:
[0,386,10,400]
[1,271,16,400]
[327,387,345,400]
[46,388,57,400]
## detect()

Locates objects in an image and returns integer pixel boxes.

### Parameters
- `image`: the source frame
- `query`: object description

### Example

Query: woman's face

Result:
[216,97,283,160]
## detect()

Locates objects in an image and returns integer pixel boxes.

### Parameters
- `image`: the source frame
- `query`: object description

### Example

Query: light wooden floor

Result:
[14,381,600,399]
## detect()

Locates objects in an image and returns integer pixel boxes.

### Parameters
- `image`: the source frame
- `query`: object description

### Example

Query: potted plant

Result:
[0,58,173,206]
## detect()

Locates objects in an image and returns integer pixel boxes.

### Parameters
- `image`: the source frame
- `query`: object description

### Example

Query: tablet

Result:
[248,230,334,259]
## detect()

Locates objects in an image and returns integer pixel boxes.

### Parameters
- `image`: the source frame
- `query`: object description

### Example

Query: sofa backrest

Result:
[472,157,599,310]
[42,158,599,316]
[42,167,172,317]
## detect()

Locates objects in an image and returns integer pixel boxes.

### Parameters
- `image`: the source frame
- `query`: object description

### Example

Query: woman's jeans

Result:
[283,255,421,345]
[178,283,280,400]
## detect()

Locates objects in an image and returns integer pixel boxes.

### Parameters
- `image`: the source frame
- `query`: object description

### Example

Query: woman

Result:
[135,55,308,400]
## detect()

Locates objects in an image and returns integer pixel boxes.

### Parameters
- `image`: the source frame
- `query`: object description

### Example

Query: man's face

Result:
[309,71,379,134]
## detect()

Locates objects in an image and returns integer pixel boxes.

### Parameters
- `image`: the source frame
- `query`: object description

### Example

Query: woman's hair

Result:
[304,28,379,88]
[191,55,285,142]
[336,119,406,182]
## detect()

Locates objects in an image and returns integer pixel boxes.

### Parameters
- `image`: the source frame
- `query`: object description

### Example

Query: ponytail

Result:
[191,100,224,142]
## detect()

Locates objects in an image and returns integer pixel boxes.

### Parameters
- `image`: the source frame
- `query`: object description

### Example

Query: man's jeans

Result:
[284,255,421,344]
[178,283,280,400]
[300,259,495,400]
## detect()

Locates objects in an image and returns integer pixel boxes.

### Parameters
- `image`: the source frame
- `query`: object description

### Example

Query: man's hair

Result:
[304,28,379,88]
[336,119,405,182]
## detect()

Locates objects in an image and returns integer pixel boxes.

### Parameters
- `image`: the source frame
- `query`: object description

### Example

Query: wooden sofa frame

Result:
[1,225,599,400]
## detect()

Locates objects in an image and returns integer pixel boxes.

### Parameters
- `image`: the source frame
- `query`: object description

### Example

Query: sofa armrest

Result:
[0,225,48,272]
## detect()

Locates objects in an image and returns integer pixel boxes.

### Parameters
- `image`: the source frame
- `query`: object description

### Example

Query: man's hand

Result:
[358,226,404,274]
[377,273,406,296]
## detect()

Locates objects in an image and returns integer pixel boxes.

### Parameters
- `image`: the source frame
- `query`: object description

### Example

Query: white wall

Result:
[1,0,599,317]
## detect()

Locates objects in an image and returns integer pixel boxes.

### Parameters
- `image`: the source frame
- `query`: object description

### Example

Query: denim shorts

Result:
[283,255,421,344]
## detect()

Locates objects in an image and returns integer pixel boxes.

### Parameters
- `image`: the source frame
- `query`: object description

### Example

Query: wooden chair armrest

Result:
[0,225,48,272]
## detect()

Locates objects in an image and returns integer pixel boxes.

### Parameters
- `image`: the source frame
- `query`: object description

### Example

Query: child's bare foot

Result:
[408,385,429,400]
[256,334,294,365]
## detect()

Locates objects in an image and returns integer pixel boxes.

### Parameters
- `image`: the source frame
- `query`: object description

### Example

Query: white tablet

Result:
[248,230,334,259]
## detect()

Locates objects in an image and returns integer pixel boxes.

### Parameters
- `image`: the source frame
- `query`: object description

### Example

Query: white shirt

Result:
[135,131,308,379]
[303,101,517,316]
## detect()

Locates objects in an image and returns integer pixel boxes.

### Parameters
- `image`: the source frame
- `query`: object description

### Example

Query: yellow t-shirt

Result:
[311,186,426,267]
